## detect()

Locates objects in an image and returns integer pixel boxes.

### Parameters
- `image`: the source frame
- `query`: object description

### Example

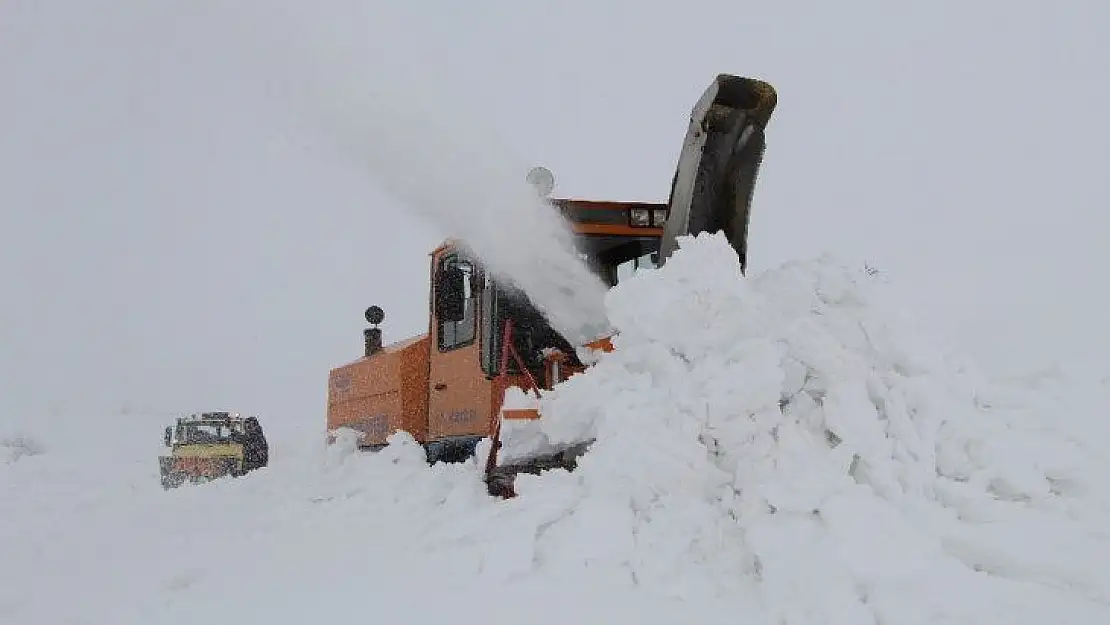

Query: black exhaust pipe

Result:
[364,306,385,357]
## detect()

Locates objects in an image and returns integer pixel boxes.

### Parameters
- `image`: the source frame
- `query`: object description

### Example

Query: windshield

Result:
[175,421,241,445]
[572,234,659,287]
[613,251,658,284]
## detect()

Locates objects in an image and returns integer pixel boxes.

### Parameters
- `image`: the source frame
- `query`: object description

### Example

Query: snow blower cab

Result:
[325,203,662,454]
[325,73,776,498]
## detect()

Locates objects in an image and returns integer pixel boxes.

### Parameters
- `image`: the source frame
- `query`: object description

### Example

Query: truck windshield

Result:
[176,422,239,445]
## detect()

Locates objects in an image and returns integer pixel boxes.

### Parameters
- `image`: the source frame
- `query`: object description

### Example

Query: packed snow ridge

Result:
[5,233,1110,624]
[485,232,1110,622]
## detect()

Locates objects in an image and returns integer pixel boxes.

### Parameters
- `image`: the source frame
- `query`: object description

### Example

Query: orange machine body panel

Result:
[556,199,666,238]
[327,334,430,446]
[425,342,490,440]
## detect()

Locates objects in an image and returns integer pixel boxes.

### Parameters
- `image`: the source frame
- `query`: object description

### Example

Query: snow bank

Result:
[4,233,1109,624]
[499,232,1110,621]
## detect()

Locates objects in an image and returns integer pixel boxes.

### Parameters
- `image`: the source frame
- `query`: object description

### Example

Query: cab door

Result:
[426,248,491,443]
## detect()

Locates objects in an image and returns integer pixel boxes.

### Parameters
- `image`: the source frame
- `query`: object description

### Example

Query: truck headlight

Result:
[630,208,650,226]
[651,209,668,226]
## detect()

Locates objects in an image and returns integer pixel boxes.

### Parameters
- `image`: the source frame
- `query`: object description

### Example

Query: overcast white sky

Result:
[1,1,1107,434]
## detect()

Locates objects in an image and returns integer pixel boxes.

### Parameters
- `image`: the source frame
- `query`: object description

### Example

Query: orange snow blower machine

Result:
[325,73,776,498]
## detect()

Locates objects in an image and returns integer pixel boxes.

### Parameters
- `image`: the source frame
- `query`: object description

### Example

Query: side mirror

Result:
[164,426,173,447]
[436,265,466,322]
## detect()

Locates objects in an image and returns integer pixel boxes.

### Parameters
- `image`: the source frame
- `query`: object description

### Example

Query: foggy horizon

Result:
[2,1,1107,434]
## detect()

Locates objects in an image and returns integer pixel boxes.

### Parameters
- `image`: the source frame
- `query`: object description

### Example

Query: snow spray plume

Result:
[302,93,613,345]
[198,1,612,345]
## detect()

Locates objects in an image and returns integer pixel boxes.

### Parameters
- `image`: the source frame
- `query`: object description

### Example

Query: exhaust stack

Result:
[363,305,385,357]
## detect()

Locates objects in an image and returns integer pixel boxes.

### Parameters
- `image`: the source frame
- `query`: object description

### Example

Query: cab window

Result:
[614,252,658,284]
[437,255,477,351]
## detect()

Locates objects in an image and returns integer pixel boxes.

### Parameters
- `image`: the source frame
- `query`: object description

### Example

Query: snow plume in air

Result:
[307,96,613,345]
[203,2,612,345]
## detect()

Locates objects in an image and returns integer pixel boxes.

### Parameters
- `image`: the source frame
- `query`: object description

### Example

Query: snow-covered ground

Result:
[4,233,1110,625]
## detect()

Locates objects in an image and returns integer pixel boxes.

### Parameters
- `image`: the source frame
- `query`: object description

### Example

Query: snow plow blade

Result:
[482,335,615,499]
[485,440,592,498]
[658,74,777,273]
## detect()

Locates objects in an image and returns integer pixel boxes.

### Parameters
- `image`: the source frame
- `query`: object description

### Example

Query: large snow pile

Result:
[501,232,1110,621]
[499,232,1110,621]
[3,233,1109,625]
